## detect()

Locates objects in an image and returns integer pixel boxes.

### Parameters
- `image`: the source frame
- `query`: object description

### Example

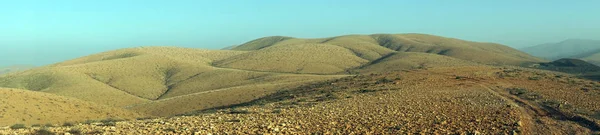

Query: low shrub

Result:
[68,128,82,135]
[508,88,527,96]
[62,122,75,127]
[33,129,55,135]
[228,108,251,114]
[10,124,26,129]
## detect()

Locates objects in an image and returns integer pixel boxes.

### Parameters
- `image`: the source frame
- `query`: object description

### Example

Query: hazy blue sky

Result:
[1,0,599,66]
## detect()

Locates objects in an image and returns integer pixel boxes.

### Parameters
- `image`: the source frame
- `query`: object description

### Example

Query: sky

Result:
[1,0,599,66]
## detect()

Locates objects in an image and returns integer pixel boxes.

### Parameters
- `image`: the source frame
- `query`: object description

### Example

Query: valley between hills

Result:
[1,33,599,134]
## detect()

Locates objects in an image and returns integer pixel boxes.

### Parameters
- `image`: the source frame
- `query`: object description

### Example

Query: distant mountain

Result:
[569,49,600,66]
[521,39,600,61]
[0,65,34,75]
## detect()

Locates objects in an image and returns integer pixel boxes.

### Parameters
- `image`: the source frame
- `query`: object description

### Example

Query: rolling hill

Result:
[228,34,543,69]
[0,33,544,119]
[521,39,600,62]
[0,46,344,117]
[0,87,142,126]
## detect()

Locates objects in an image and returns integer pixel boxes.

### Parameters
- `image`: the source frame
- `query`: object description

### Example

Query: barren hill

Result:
[0,46,344,117]
[230,34,543,68]
[0,88,142,126]
[0,34,544,120]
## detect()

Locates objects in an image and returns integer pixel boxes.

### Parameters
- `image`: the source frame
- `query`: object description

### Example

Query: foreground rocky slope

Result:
[3,66,599,134]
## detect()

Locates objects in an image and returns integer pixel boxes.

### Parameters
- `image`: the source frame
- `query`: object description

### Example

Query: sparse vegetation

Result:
[101,122,116,126]
[136,117,154,120]
[44,123,54,127]
[225,119,242,123]
[62,122,75,127]
[164,128,176,132]
[100,118,122,124]
[228,108,251,114]
[593,111,600,120]
[83,120,97,124]
[358,89,377,93]
[33,128,55,135]
[271,109,282,114]
[10,124,26,129]
[528,76,541,80]
[508,88,528,96]
[376,78,394,84]
[67,128,82,135]
[87,130,103,135]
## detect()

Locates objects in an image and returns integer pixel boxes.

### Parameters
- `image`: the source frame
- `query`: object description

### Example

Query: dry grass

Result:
[232,34,544,66]
[0,46,349,117]
[357,52,481,73]
[215,44,369,74]
[0,88,142,126]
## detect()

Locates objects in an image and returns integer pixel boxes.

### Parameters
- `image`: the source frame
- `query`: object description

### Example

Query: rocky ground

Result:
[1,66,599,135]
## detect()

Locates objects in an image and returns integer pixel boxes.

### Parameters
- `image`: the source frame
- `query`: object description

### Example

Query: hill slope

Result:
[0,88,142,126]
[230,34,543,70]
[0,47,344,116]
[521,39,600,61]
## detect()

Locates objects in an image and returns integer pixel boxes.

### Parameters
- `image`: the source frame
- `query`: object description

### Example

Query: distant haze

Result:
[521,39,600,60]
[1,0,599,67]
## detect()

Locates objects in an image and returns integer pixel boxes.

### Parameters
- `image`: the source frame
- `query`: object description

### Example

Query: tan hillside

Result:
[0,46,346,116]
[231,36,294,51]
[214,44,369,74]
[357,52,481,73]
[232,34,544,67]
[0,88,142,126]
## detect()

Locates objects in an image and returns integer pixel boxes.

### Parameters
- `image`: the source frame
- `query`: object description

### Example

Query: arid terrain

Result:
[2,66,599,134]
[2,33,599,134]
